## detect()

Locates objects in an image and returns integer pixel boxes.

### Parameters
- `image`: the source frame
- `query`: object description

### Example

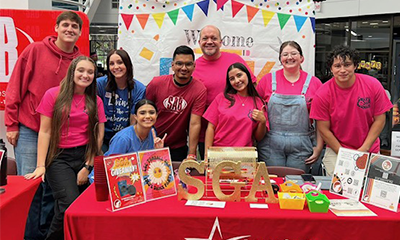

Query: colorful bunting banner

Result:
[246,5,259,23]
[118,0,316,85]
[231,0,244,18]
[182,4,195,21]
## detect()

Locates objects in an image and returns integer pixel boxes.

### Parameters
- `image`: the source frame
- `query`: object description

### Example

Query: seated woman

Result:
[105,99,166,156]
[203,62,269,157]
[97,49,146,152]
[25,56,106,239]
[256,41,323,172]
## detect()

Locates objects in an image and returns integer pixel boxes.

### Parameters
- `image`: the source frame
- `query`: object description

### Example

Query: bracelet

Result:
[186,154,197,160]
[36,166,45,168]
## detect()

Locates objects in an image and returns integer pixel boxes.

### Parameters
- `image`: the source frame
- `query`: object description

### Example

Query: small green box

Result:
[305,191,330,213]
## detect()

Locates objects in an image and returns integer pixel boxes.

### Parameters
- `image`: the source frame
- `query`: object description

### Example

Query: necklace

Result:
[73,95,84,107]
[237,94,247,107]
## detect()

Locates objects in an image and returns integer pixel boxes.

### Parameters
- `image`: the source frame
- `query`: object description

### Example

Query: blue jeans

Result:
[14,125,54,240]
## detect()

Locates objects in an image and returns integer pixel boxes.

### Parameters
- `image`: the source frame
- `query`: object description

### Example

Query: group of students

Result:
[4,11,393,240]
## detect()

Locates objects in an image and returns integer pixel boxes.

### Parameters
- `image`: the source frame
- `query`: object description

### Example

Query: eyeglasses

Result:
[174,61,194,68]
[281,52,300,57]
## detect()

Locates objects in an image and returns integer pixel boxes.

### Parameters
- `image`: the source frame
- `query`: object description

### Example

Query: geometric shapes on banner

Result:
[216,0,228,11]
[293,15,308,32]
[121,14,134,30]
[310,17,315,33]
[246,5,259,23]
[197,0,210,17]
[245,60,255,75]
[160,58,173,76]
[277,13,291,30]
[154,34,159,41]
[152,13,166,28]
[257,61,276,82]
[231,0,244,18]
[182,4,195,21]
[139,47,154,61]
[167,9,180,25]
[261,10,275,27]
[136,14,150,30]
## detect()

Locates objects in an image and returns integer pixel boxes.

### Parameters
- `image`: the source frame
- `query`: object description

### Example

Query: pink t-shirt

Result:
[203,93,269,147]
[193,52,257,106]
[37,87,107,148]
[146,75,207,149]
[256,69,322,110]
[310,74,392,153]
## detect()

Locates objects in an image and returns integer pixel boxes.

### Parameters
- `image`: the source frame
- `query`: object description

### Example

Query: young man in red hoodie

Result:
[4,11,82,240]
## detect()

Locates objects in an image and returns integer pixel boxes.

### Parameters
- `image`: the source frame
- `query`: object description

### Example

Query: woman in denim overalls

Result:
[256,41,324,172]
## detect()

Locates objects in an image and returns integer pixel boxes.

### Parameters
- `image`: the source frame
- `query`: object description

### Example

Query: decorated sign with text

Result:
[362,154,400,212]
[138,148,177,201]
[118,0,316,85]
[104,153,146,211]
[330,148,369,201]
[0,9,90,110]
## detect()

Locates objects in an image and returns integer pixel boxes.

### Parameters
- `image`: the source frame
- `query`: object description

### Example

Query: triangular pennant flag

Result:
[121,14,134,30]
[310,17,316,33]
[167,9,180,25]
[217,0,228,10]
[152,13,166,28]
[261,10,275,27]
[197,0,210,17]
[231,0,244,18]
[246,5,259,23]
[293,15,308,32]
[277,13,291,30]
[136,14,150,30]
[182,4,195,21]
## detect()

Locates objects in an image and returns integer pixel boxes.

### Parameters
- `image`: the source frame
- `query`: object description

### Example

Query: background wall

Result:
[316,0,400,19]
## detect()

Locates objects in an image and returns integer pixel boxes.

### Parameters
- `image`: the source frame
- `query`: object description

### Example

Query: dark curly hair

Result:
[326,45,360,70]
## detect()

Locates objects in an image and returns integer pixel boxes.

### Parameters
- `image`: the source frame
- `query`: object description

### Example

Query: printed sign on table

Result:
[362,154,400,212]
[330,148,369,201]
[138,148,177,201]
[104,153,146,211]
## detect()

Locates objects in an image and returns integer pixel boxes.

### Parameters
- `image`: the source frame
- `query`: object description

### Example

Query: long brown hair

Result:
[46,56,100,167]
[224,62,265,108]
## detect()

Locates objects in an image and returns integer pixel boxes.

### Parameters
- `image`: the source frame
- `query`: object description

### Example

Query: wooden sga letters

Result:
[177,160,278,203]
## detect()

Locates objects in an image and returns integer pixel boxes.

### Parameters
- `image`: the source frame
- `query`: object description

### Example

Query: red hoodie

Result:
[5,36,81,132]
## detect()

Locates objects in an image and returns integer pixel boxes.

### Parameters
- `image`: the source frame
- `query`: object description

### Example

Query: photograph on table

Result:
[362,154,400,212]
[138,148,177,201]
[329,147,369,201]
[104,153,145,211]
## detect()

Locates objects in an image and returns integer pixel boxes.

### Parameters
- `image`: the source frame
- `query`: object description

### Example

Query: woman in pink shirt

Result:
[203,62,269,157]
[25,56,106,239]
[256,41,323,172]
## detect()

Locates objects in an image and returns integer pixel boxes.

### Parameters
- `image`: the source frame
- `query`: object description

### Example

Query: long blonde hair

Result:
[46,56,100,167]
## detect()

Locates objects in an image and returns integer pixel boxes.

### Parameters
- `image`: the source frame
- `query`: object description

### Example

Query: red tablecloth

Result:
[65,180,400,240]
[0,176,41,240]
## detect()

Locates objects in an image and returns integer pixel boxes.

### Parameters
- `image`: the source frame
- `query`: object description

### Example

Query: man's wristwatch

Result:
[83,164,94,172]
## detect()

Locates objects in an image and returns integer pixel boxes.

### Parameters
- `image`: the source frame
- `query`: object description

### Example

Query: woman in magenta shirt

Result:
[203,62,269,157]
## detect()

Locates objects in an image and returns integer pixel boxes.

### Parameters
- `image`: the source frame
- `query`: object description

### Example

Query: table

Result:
[65,181,400,240]
[0,176,41,240]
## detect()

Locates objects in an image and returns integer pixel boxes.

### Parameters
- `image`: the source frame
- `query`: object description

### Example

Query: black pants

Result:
[170,145,188,161]
[45,146,89,240]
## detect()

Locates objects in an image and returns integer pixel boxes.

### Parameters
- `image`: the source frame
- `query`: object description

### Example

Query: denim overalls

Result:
[257,72,314,172]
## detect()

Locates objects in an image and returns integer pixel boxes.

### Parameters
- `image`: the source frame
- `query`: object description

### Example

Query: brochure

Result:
[330,148,369,201]
[329,199,376,217]
[138,148,177,201]
[362,154,400,212]
[104,153,145,211]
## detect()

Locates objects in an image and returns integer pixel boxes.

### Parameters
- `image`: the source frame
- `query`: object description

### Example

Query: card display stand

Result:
[205,147,258,200]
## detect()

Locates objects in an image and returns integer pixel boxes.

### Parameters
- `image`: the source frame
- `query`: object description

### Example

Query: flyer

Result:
[104,153,145,211]
[329,199,376,217]
[362,154,400,212]
[330,148,369,201]
[138,148,177,201]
